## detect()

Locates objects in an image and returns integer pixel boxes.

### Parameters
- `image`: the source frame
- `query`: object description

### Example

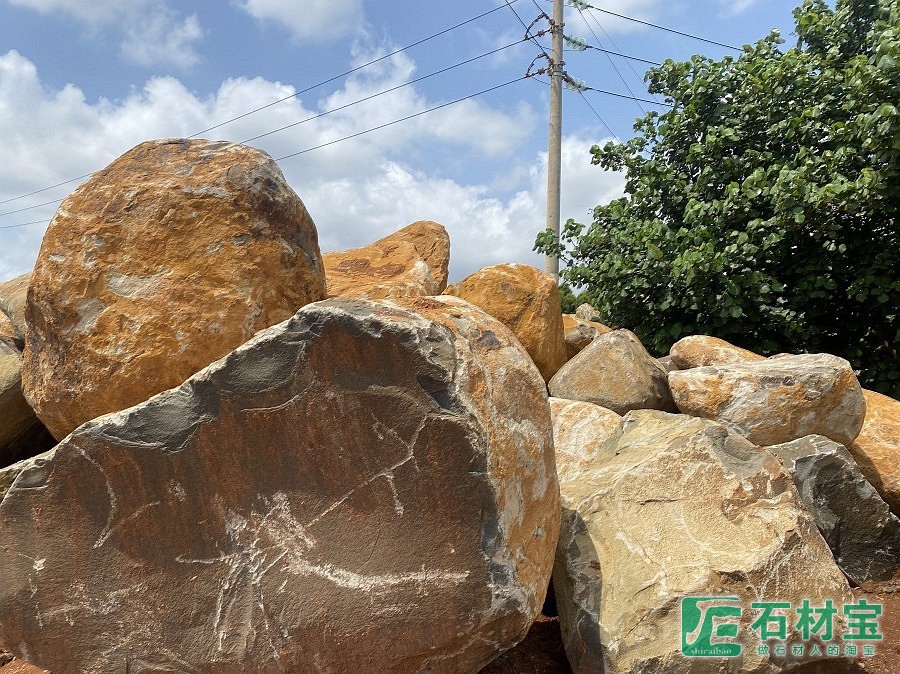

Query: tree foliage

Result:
[538,0,900,395]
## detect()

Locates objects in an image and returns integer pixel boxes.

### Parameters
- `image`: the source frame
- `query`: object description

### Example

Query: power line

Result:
[242,39,527,144]
[190,3,522,139]
[0,219,48,230]
[0,197,63,219]
[0,3,521,210]
[581,44,660,67]
[567,1,741,51]
[575,6,646,115]
[276,77,529,162]
[581,84,673,107]
[577,91,621,143]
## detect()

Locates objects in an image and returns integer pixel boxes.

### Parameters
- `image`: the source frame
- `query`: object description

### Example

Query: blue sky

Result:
[0,0,797,282]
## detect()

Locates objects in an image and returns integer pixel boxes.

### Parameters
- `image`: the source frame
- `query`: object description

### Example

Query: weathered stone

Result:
[669,334,765,369]
[549,329,676,416]
[668,353,865,446]
[554,410,852,674]
[0,274,28,346]
[0,343,42,466]
[848,389,900,516]
[0,296,560,673]
[22,138,326,440]
[561,314,611,360]
[449,264,567,382]
[323,220,450,300]
[657,355,678,373]
[548,397,620,488]
[574,303,603,323]
[768,434,900,586]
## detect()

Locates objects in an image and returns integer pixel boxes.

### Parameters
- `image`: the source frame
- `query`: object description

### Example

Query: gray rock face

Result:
[549,329,676,416]
[554,410,852,674]
[0,296,560,673]
[768,435,900,586]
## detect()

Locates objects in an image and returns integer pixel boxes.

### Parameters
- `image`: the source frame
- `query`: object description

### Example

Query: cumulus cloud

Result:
[236,0,364,41]
[0,49,623,283]
[5,0,204,69]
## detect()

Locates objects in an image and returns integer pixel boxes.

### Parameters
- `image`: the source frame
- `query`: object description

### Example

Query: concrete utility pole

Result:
[544,0,564,279]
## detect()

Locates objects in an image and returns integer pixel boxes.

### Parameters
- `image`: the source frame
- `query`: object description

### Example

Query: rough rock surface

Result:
[0,274,28,345]
[22,139,326,440]
[554,410,852,674]
[657,355,678,373]
[669,334,765,369]
[449,264,566,382]
[548,398,620,488]
[668,353,866,446]
[323,221,450,300]
[848,389,900,516]
[561,315,611,360]
[549,329,676,416]
[0,295,560,674]
[574,303,603,323]
[0,343,41,465]
[767,434,900,586]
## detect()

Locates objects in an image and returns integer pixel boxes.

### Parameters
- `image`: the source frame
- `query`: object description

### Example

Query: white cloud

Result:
[567,0,664,35]
[121,9,204,69]
[5,0,203,69]
[0,49,623,283]
[717,0,761,14]
[236,0,363,41]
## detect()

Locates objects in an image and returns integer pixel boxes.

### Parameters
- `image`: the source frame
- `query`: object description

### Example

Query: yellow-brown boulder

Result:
[323,221,450,299]
[23,138,326,439]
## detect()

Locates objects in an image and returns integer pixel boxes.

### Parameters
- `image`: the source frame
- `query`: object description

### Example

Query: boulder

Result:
[668,353,866,446]
[449,264,566,382]
[669,334,765,369]
[561,314,611,360]
[0,343,42,466]
[574,303,603,323]
[323,221,450,300]
[0,295,560,673]
[554,410,852,674]
[548,397,620,488]
[0,274,28,346]
[768,435,900,586]
[848,389,900,516]
[549,329,676,416]
[657,355,678,373]
[22,138,326,440]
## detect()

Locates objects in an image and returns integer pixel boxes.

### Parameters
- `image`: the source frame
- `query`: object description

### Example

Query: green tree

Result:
[537,0,900,395]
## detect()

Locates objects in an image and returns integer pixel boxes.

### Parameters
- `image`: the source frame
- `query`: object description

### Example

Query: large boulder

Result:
[0,343,49,467]
[0,274,28,346]
[561,314,611,360]
[669,334,765,369]
[0,295,560,673]
[554,410,853,674]
[549,329,676,416]
[323,220,450,300]
[574,303,603,323]
[548,397,620,487]
[848,389,900,516]
[448,264,566,382]
[22,138,326,440]
[767,434,900,586]
[668,353,866,446]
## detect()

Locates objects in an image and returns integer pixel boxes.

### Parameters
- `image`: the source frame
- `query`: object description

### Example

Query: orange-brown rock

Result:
[849,389,900,515]
[323,221,450,300]
[0,296,559,673]
[22,138,326,440]
[0,274,29,343]
[561,314,611,360]
[669,334,765,369]
[0,343,41,466]
[449,264,567,381]
[669,353,866,446]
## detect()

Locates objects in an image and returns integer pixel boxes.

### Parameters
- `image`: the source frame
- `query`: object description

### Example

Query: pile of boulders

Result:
[0,139,897,673]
